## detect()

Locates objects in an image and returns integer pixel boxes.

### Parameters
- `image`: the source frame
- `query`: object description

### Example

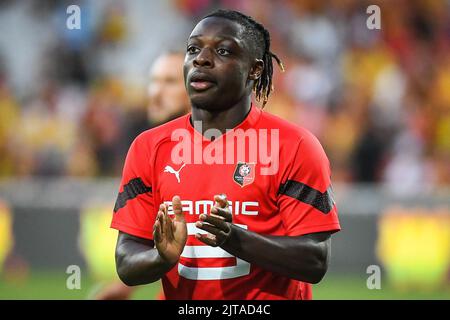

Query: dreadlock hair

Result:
[203,9,285,107]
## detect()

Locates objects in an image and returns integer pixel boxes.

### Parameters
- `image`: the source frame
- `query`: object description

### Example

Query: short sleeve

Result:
[110,134,155,240]
[277,130,341,236]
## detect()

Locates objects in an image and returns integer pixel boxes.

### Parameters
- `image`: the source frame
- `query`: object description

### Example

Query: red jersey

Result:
[111,105,340,300]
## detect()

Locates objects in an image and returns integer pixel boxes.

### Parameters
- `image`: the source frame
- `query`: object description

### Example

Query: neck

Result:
[190,96,252,136]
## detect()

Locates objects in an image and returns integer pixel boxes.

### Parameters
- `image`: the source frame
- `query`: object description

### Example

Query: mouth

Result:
[189,72,216,92]
[190,81,215,91]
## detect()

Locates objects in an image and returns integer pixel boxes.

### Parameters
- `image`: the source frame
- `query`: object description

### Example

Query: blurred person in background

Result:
[0,59,20,177]
[8,81,79,177]
[146,51,192,127]
[93,51,190,300]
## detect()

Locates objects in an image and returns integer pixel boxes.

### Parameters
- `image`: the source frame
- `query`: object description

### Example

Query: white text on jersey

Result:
[164,200,259,216]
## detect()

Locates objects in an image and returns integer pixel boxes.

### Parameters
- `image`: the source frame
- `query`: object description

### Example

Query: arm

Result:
[115,196,187,286]
[115,231,174,286]
[195,196,332,284]
[221,227,331,284]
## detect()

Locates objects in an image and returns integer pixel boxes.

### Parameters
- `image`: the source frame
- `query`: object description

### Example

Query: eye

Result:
[187,46,199,54]
[217,48,231,56]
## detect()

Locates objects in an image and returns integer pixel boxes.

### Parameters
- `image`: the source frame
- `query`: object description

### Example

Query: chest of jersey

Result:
[151,139,284,235]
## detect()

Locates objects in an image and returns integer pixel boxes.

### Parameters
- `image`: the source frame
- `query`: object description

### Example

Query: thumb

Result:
[172,195,185,222]
[214,194,229,208]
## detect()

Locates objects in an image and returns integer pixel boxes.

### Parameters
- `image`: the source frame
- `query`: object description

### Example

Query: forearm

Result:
[115,238,174,286]
[221,226,330,283]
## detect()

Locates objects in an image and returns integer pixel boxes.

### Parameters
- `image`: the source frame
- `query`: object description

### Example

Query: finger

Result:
[162,203,174,236]
[172,195,185,222]
[199,214,229,232]
[157,210,165,235]
[158,204,166,234]
[210,206,232,222]
[196,221,228,239]
[214,194,229,208]
[195,233,217,247]
[153,220,161,243]
[195,221,220,235]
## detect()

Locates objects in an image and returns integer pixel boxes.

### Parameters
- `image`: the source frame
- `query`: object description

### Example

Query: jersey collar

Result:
[186,103,262,142]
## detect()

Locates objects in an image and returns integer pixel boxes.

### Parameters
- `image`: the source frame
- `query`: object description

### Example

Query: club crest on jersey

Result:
[233,162,255,187]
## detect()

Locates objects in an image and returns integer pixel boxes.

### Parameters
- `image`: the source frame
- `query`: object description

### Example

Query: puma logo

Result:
[164,163,186,183]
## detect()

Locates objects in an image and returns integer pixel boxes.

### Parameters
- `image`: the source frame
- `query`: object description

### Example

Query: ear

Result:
[248,59,264,80]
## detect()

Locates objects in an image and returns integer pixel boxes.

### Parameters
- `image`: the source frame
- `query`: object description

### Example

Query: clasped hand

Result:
[153,194,233,266]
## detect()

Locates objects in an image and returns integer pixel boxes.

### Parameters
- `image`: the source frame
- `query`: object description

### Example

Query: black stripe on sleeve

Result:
[114,177,152,213]
[278,180,335,214]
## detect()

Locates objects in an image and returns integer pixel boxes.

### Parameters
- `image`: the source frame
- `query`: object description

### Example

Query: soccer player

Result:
[111,9,340,300]
[95,51,190,300]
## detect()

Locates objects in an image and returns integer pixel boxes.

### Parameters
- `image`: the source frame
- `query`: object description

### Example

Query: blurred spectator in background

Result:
[12,81,77,176]
[92,51,190,300]
[146,51,191,127]
[0,58,20,177]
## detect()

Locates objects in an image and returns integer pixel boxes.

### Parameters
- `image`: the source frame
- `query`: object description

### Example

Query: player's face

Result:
[148,54,190,124]
[184,17,253,111]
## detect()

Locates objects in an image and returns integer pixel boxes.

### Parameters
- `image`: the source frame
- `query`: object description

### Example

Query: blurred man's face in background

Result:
[147,53,190,125]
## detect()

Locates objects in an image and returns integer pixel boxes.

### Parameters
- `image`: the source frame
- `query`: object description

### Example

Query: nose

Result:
[148,80,165,106]
[193,48,214,68]
[148,81,161,100]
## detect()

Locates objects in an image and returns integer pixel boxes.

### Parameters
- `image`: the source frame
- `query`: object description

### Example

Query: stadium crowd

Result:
[0,0,449,196]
